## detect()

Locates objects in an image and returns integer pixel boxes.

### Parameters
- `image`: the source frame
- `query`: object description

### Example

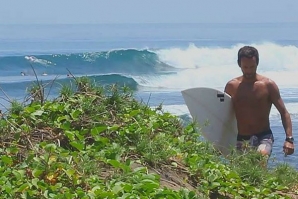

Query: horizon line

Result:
[1,21,298,25]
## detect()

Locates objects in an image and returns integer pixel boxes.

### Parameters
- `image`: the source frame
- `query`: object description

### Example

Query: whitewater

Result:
[0,23,298,168]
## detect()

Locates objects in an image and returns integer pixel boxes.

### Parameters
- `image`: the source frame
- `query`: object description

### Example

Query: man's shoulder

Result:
[257,75,276,85]
[257,75,279,93]
[226,76,241,85]
[225,76,241,95]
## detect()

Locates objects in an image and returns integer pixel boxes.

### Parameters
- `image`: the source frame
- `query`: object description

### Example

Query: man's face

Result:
[239,57,258,79]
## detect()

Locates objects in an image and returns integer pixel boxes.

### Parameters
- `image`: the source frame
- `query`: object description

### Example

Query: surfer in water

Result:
[67,73,74,78]
[224,46,294,157]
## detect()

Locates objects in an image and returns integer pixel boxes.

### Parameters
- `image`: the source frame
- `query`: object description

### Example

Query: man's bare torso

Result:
[225,74,272,135]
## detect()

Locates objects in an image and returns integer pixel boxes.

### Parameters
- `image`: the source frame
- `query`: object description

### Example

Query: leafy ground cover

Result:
[0,75,298,198]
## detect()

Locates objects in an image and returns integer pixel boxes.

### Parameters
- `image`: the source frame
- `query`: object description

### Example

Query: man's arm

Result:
[224,80,234,97]
[267,79,292,137]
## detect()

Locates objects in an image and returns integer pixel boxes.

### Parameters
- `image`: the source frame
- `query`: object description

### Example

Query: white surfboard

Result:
[181,87,237,156]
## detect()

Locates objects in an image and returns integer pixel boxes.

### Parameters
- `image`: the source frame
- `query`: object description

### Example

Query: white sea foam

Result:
[134,43,298,90]
[270,103,298,120]
[160,104,190,116]
[162,103,298,121]
[25,55,55,66]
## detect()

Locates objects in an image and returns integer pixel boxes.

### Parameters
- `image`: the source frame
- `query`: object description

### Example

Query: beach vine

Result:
[0,73,297,198]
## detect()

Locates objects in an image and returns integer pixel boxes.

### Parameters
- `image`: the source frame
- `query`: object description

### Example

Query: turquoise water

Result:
[1,23,298,168]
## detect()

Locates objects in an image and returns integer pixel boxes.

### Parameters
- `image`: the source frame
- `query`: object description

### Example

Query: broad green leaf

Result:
[12,170,23,180]
[31,178,39,188]
[57,115,70,122]
[139,179,159,190]
[64,169,76,178]
[108,125,119,131]
[211,182,221,188]
[24,106,36,113]
[44,143,57,152]
[16,182,29,192]
[49,193,57,198]
[65,131,75,141]
[129,110,140,117]
[70,110,81,120]
[70,141,84,151]
[107,159,121,168]
[32,169,44,178]
[4,185,12,194]
[1,155,13,165]
[112,183,124,194]
[43,190,49,198]
[60,121,71,130]
[31,110,44,116]
[91,126,107,136]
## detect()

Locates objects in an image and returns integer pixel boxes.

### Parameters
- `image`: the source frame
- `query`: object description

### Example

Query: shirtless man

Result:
[224,46,294,156]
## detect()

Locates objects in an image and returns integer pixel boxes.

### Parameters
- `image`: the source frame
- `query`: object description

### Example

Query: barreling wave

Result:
[1,43,298,91]
[0,49,175,77]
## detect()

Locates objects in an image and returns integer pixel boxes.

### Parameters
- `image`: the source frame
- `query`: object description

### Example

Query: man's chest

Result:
[233,84,269,104]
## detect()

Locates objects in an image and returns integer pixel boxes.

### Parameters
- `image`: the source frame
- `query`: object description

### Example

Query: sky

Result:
[0,0,297,24]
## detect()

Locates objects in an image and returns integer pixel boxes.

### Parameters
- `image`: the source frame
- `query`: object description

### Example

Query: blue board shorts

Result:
[236,129,274,156]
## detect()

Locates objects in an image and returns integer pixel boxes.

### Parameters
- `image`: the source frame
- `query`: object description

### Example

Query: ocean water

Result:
[0,23,298,169]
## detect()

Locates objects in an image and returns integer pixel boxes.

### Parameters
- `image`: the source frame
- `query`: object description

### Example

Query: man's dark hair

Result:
[237,46,259,66]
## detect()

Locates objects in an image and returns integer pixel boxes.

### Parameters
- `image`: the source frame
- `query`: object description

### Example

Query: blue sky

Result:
[0,0,297,24]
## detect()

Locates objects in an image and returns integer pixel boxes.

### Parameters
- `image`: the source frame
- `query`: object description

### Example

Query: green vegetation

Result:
[0,75,297,199]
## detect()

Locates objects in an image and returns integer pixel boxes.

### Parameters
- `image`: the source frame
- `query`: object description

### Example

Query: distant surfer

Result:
[20,72,26,76]
[25,55,37,62]
[224,46,294,157]
[67,73,74,78]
